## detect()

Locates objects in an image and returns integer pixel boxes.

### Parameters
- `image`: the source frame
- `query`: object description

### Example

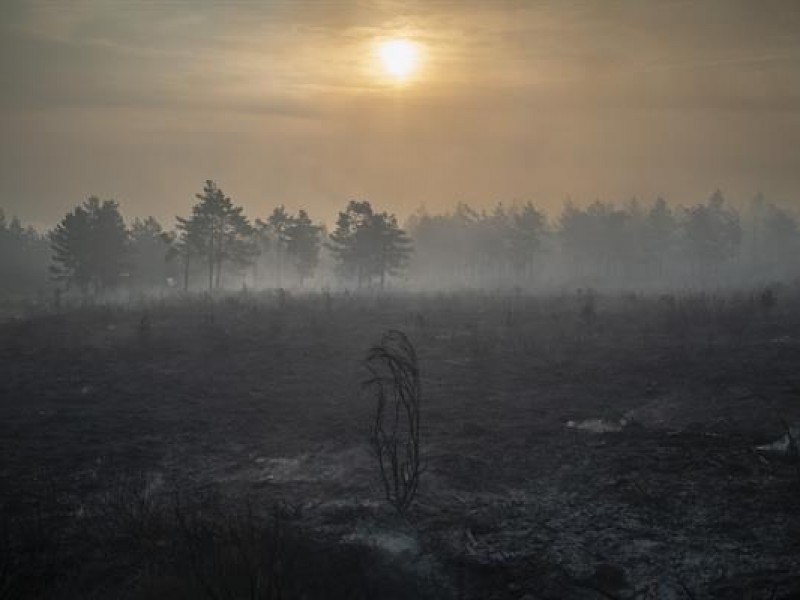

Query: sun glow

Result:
[377,39,419,82]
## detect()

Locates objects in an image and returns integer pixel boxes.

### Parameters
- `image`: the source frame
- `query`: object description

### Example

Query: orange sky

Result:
[2,0,800,228]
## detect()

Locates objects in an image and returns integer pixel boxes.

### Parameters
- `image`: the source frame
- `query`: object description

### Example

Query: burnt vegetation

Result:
[364,330,423,514]
[2,187,800,598]
[1,288,800,598]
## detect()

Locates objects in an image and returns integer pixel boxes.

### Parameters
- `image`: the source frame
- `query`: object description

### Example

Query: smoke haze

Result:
[3,0,800,226]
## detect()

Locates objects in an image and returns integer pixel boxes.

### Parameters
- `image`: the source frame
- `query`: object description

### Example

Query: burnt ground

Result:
[1,289,799,599]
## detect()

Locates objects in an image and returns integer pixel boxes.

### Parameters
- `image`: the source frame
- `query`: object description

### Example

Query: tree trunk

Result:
[183,253,191,291]
[208,233,215,291]
[276,243,283,288]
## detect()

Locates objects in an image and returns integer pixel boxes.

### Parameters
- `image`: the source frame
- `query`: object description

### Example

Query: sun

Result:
[377,39,419,82]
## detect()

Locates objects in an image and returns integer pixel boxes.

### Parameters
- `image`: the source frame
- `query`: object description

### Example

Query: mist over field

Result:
[2,188,800,302]
[2,1,800,599]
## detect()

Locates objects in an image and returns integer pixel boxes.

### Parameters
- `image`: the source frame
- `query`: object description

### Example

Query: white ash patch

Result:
[247,446,373,484]
[566,418,627,433]
[756,426,799,456]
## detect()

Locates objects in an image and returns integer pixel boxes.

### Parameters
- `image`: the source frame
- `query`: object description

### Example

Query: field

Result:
[1,289,799,599]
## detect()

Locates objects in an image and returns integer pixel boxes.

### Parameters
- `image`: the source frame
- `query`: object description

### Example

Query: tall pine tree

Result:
[50,197,128,293]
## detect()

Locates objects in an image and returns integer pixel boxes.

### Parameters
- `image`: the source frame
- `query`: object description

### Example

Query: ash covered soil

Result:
[1,290,800,599]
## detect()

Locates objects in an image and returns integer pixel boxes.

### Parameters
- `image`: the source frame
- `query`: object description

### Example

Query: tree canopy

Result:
[49,197,129,293]
[176,180,256,290]
[3,187,800,296]
[327,200,412,289]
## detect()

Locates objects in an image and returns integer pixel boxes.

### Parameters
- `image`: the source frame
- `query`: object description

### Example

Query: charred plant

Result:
[363,330,422,513]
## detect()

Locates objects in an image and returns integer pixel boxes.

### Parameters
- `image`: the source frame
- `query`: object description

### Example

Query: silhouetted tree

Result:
[558,201,618,280]
[129,217,175,288]
[0,210,50,296]
[256,205,292,287]
[178,181,256,290]
[50,197,129,293]
[509,202,547,280]
[747,195,800,279]
[327,200,412,289]
[682,190,741,276]
[406,203,480,285]
[475,204,513,283]
[165,218,204,291]
[372,211,413,289]
[645,196,677,277]
[284,209,321,286]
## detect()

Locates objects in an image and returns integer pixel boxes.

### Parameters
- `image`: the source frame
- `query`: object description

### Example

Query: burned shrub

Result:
[363,330,423,514]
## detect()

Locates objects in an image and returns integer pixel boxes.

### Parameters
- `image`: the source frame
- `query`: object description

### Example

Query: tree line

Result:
[1,180,411,296]
[1,184,798,297]
[407,191,798,288]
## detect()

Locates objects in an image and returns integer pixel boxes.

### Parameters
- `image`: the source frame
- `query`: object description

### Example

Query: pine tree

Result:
[284,209,321,286]
[50,197,128,293]
[327,200,412,289]
[0,210,50,295]
[683,190,741,276]
[130,217,174,288]
[646,197,676,277]
[257,205,292,287]
[178,181,256,290]
[509,202,546,280]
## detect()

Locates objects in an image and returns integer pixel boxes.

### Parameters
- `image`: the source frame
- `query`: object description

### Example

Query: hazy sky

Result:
[2,0,800,228]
